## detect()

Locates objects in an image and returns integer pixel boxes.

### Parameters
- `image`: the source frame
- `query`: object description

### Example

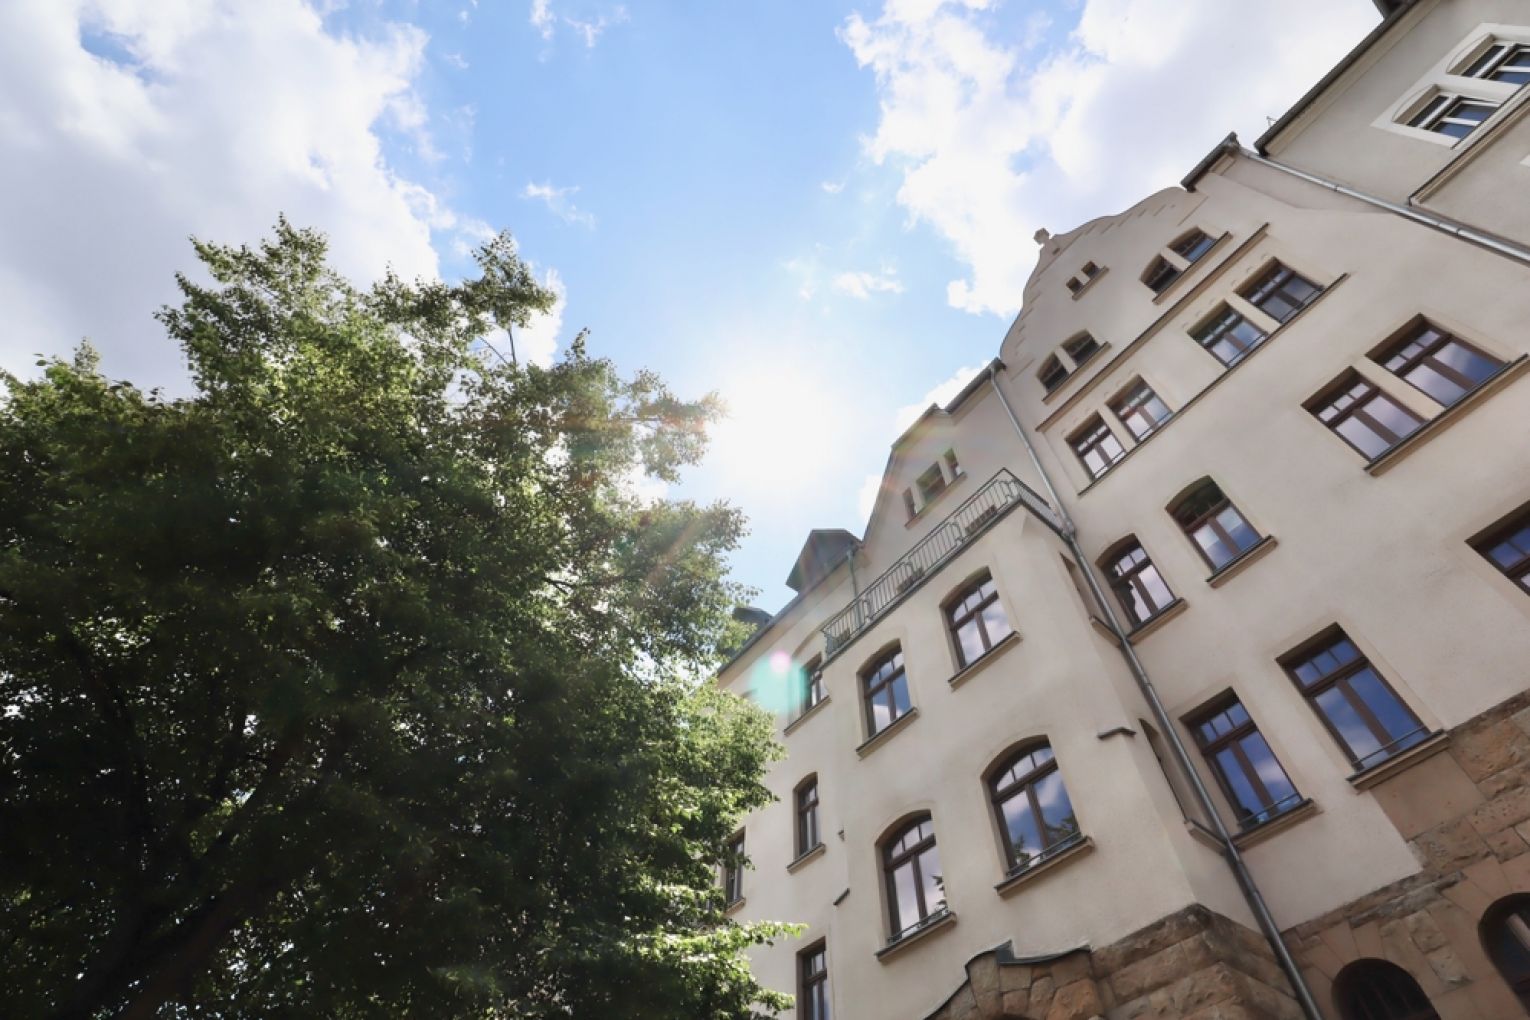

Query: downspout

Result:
[987,365,1325,1020]
[1236,143,1530,267]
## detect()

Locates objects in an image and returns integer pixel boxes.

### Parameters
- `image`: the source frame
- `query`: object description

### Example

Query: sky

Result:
[0,0,1382,611]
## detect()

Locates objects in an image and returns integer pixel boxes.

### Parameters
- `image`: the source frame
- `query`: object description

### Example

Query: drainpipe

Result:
[1233,141,1530,267]
[987,365,1325,1020]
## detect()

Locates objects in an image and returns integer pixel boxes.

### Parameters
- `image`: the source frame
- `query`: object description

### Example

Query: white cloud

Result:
[530,0,555,39]
[529,0,627,48]
[841,0,1379,317]
[832,268,904,299]
[0,0,492,387]
[513,266,565,368]
[522,181,597,228]
[820,179,845,194]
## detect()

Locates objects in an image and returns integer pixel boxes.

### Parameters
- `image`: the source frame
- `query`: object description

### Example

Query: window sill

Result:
[786,843,826,874]
[723,896,746,916]
[948,631,1021,690]
[1069,267,1107,301]
[874,909,957,962]
[994,835,1094,898]
[1089,614,1123,645]
[1040,343,1112,405]
[784,695,831,737]
[1205,536,1278,588]
[1365,355,1530,478]
[1349,731,1449,791]
[1125,598,1188,644]
[904,470,968,529]
[856,707,920,759]
[1232,798,1319,850]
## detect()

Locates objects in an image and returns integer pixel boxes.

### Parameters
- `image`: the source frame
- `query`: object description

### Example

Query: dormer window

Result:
[916,463,947,503]
[1062,332,1100,366]
[1038,355,1069,393]
[1142,228,1217,295]
[1170,229,1215,263]
[1408,93,1499,138]
[1142,257,1180,295]
[1065,261,1102,296]
[1462,40,1530,86]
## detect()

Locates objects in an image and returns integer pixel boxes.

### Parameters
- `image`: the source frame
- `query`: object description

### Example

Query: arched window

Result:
[1062,332,1100,365]
[1100,537,1175,627]
[1038,354,1068,393]
[945,573,1013,668]
[1169,479,1262,572]
[882,815,945,940]
[988,742,1080,874]
[1332,959,1439,1020]
[862,647,911,737]
[1481,894,1530,1010]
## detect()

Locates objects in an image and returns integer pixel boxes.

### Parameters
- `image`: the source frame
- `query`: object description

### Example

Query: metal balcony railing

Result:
[821,469,1065,659]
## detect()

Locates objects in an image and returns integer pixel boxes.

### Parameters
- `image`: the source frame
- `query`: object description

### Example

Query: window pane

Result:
[891,861,920,934]
[889,674,911,717]
[1348,668,1426,752]
[1000,791,1045,865]
[1193,523,1236,569]
[1314,686,1383,765]
[1403,362,1469,406]
[1335,415,1393,460]
[917,845,945,915]
[1213,505,1260,554]
[871,690,893,732]
[955,618,986,667]
[1242,731,1299,815]
[1032,768,1078,844]
[1214,746,1267,821]
[980,600,1013,645]
[1362,393,1423,444]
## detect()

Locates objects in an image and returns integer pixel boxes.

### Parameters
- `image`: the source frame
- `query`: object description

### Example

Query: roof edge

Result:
[1182,132,1242,192]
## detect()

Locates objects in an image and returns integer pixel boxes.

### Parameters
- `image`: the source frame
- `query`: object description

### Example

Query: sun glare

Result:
[709,359,848,497]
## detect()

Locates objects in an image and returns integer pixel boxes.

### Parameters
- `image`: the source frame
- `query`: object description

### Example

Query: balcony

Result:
[821,469,1065,660]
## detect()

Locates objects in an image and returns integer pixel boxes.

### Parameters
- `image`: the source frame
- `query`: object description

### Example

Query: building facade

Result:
[716,2,1530,1018]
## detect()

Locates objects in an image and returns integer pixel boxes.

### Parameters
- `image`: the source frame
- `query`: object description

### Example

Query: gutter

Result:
[986,365,1326,1020]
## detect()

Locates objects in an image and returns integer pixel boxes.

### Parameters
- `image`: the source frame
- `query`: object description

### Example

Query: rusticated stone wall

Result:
[1284,690,1530,1019]
[923,905,1300,1020]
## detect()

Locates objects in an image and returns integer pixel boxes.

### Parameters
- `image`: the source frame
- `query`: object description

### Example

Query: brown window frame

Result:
[987,742,1081,874]
[723,831,746,905]
[1472,504,1530,595]
[1100,538,1176,627]
[1142,255,1181,294]
[1480,894,1530,1011]
[1038,355,1069,393]
[1170,228,1215,263]
[1305,371,1424,461]
[1332,959,1440,1020]
[795,776,821,857]
[800,654,826,715]
[944,573,1013,669]
[916,462,947,503]
[882,815,946,941]
[1109,379,1172,440]
[1239,262,1321,324]
[1279,628,1429,772]
[1193,305,1268,367]
[1187,694,1302,829]
[1169,480,1262,572]
[798,940,830,1020]
[1069,416,1126,480]
[1374,322,1505,407]
[1062,332,1100,365]
[861,647,911,737]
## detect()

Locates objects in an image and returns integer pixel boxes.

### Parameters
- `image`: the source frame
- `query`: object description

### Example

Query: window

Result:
[943,448,962,479]
[1142,256,1181,295]
[1332,960,1440,1020]
[902,487,917,521]
[1306,372,1424,461]
[946,574,1013,668]
[1376,322,1505,406]
[1280,628,1428,772]
[1240,262,1320,324]
[795,777,822,856]
[882,816,946,940]
[798,942,831,1020]
[799,655,826,715]
[1463,41,1530,86]
[723,832,745,905]
[1171,229,1216,264]
[1109,380,1172,440]
[1063,332,1101,365]
[1473,504,1530,594]
[1069,417,1126,480]
[1066,262,1101,294]
[1194,306,1268,367]
[988,742,1080,873]
[862,648,911,736]
[1169,480,1262,572]
[1409,94,1499,138]
[1038,355,1069,394]
[1480,894,1530,1010]
[1188,695,1301,828]
[1101,539,1175,627]
[916,463,947,503]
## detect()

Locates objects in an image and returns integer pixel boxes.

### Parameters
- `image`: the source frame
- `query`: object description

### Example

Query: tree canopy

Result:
[0,221,789,1019]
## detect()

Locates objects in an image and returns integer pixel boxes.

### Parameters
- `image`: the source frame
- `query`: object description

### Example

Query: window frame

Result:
[1109,378,1172,440]
[1462,40,1530,85]
[1238,262,1321,325]
[916,462,947,503]
[1332,959,1440,1020]
[1408,92,1500,139]
[798,940,831,1020]
[1305,371,1425,462]
[1279,627,1429,772]
[1038,355,1069,394]
[881,816,946,941]
[1480,894,1530,1011]
[944,573,1014,669]
[861,647,912,738]
[1100,537,1176,628]
[795,776,822,857]
[1471,504,1530,595]
[1062,332,1101,366]
[987,742,1081,875]
[1069,415,1126,480]
[723,831,746,906]
[1187,693,1303,829]
[1373,321,1506,408]
[1170,228,1215,263]
[1168,480,1263,572]
[798,654,826,716]
[1192,305,1268,368]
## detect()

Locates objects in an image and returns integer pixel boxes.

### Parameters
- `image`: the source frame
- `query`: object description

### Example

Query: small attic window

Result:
[916,463,947,503]
[1143,256,1180,295]
[1063,332,1101,365]
[1065,261,1102,296]
[943,448,962,478]
[903,488,917,521]
[1039,355,1069,393]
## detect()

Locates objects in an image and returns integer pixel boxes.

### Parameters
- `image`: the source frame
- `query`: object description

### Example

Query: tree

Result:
[0,221,791,1019]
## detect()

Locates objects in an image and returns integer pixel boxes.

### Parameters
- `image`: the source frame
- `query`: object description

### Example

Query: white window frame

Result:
[1379,24,1530,147]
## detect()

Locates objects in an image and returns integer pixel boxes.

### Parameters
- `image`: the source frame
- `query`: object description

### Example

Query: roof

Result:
[1255,0,1418,155]
[785,529,861,593]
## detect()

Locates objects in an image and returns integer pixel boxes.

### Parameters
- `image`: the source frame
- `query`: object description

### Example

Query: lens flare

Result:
[747,651,802,716]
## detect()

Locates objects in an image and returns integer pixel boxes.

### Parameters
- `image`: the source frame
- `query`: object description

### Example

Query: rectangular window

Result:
[1189,695,1302,828]
[946,574,1013,668]
[916,462,947,503]
[1039,356,1069,393]
[1280,629,1428,771]
[1063,333,1101,365]
[943,448,962,478]
[1376,322,1505,406]
[902,487,917,521]
[799,943,830,1020]
[1143,256,1181,295]
[863,649,911,736]
[1409,94,1500,139]
[723,832,746,905]
[1171,481,1262,572]
[800,655,826,714]
[796,779,821,856]
[1069,417,1126,480]
[1194,306,1268,367]
[1109,380,1172,440]
[1306,372,1423,461]
[1240,262,1321,324]
[1473,504,1530,594]
[1171,229,1216,263]
[1102,539,1175,627]
[1464,41,1530,85]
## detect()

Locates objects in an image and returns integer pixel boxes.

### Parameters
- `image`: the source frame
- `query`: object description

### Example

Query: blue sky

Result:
[0,0,1380,610]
